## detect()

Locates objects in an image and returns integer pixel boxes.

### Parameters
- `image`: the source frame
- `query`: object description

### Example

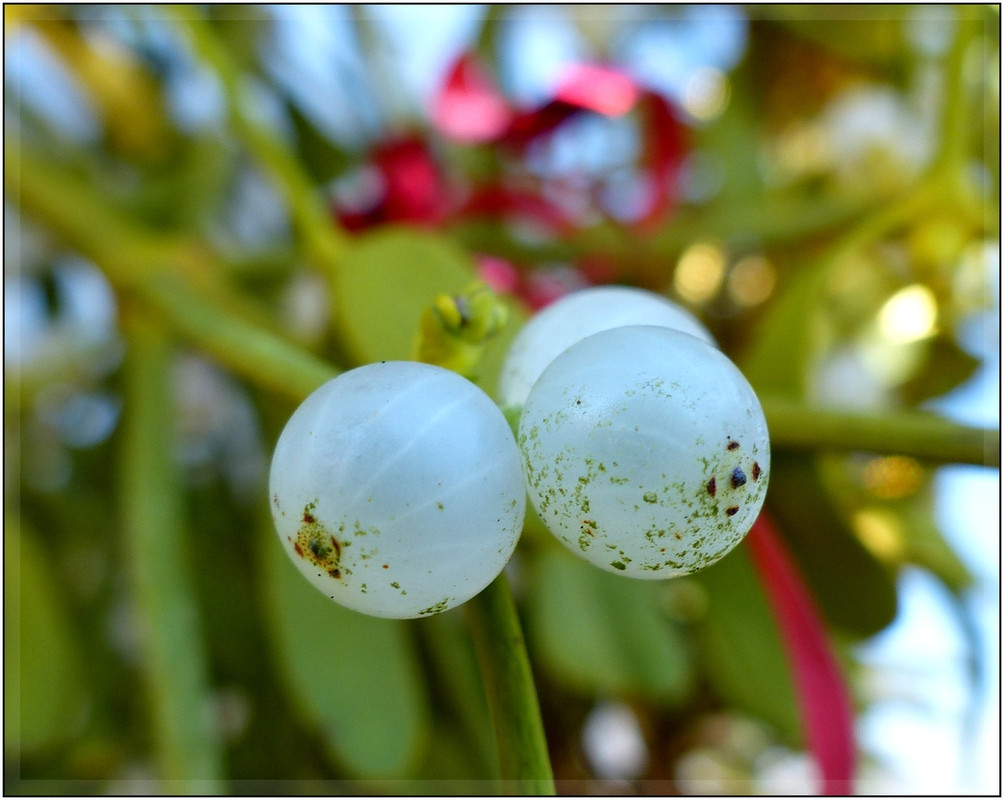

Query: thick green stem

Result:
[7,140,340,402]
[120,313,224,788]
[138,273,339,402]
[762,397,999,468]
[168,7,350,274]
[465,575,555,795]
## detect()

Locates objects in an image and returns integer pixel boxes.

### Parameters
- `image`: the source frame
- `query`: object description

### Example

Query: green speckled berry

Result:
[270,361,525,618]
[518,326,769,579]
[498,285,715,410]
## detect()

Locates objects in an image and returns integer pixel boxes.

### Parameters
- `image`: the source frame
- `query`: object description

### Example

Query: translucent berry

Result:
[498,285,714,409]
[269,361,526,618]
[518,325,768,579]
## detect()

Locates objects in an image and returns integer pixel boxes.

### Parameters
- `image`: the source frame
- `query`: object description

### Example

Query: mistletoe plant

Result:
[5,5,999,796]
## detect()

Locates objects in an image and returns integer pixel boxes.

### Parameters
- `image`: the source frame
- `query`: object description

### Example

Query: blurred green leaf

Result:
[4,516,88,755]
[694,544,801,745]
[895,489,973,595]
[766,453,898,636]
[331,227,476,365]
[525,548,692,704]
[897,334,981,406]
[742,239,899,637]
[763,6,909,68]
[258,519,429,780]
[741,259,828,399]
[330,226,525,396]
[286,100,354,186]
[417,612,499,780]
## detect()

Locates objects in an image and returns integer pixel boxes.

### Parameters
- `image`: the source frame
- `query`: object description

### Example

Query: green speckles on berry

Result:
[418,599,450,616]
[610,561,627,571]
[643,491,658,504]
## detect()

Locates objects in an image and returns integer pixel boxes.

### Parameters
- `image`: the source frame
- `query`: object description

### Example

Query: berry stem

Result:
[465,574,556,794]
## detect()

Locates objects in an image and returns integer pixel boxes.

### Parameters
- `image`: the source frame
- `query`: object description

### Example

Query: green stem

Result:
[465,575,555,795]
[168,7,350,274]
[7,139,340,401]
[138,273,338,402]
[762,397,999,468]
[931,9,980,179]
[120,312,224,788]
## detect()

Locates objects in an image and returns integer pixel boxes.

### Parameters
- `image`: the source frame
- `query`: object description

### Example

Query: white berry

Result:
[518,325,768,579]
[269,361,526,618]
[498,286,715,409]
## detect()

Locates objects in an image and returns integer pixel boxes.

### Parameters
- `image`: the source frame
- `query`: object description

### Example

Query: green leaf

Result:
[894,488,973,595]
[3,517,88,755]
[694,544,801,745]
[741,259,829,399]
[766,453,898,636]
[741,238,899,638]
[332,227,477,366]
[286,100,353,186]
[525,548,692,704]
[417,612,499,781]
[897,334,982,406]
[258,520,429,779]
[331,226,525,397]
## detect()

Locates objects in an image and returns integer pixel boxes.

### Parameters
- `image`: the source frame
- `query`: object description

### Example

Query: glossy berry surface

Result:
[498,285,715,409]
[518,325,769,579]
[269,361,525,618]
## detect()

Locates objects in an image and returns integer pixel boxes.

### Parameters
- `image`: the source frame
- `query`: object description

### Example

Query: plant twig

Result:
[763,398,999,468]
[120,311,225,787]
[168,7,351,275]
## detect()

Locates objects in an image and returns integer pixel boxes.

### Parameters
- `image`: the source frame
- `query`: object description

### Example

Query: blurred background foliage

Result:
[4,3,1000,794]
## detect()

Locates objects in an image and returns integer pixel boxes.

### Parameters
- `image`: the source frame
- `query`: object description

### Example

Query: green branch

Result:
[120,312,224,787]
[7,140,339,402]
[139,273,339,402]
[763,397,999,468]
[168,6,350,275]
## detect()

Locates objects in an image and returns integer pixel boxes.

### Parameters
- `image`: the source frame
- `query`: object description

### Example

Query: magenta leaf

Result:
[746,513,857,794]
[635,91,688,229]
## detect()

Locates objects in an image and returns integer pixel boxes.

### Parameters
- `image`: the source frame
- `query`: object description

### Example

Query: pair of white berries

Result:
[269,287,770,619]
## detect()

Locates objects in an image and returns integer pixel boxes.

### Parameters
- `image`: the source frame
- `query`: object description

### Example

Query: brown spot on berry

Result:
[382,564,389,569]
[725,506,739,516]
[674,532,682,540]
[331,536,341,558]
[752,462,762,481]
[707,476,717,497]
[293,543,304,558]
[727,439,740,451]
[328,568,341,579]
[303,512,316,524]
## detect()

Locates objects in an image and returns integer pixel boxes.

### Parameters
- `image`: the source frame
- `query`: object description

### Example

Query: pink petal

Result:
[554,63,640,116]
[475,254,521,295]
[432,52,513,143]
[746,513,857,794]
